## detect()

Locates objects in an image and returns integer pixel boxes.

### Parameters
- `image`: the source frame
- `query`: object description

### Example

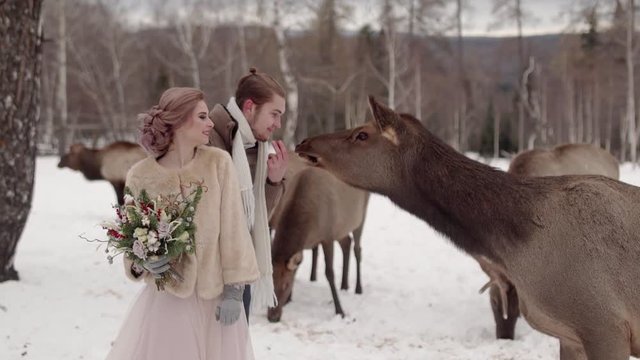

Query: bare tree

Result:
[273,0,300,148]
[64,0,141,140]
[626,0,637,163]
[0,0,44,282]
[491,0,529,152]
[56,0,69,154]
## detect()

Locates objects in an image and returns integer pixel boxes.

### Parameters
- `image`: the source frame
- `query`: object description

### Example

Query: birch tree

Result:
[273,0,300,148]
[626,0,637,163]
[491,0,529,152]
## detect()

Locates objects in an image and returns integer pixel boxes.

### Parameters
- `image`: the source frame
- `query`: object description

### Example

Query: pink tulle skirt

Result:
[106,284,254,360]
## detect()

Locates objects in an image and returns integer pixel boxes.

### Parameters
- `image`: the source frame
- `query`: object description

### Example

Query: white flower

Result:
[134,227,148,240]
[147,230,158,245]
[100,220,118,230]
[147,240,160,252]
[142,216,150,226]
[176,231,189,242]
[123,194,134,205]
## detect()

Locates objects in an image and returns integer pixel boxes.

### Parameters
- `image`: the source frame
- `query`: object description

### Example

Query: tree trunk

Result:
[493,104,500,158]
[0,0,44,282]
[577,88,584,143]
[237,25,248,73]
[516,0,525,152]
[594,78,601,146]
[628,0,637,164]
[415,62,422,120]
[386,33,396,109]
[606,76,614,152]
[56,0,69,155]
[274,0,299,148]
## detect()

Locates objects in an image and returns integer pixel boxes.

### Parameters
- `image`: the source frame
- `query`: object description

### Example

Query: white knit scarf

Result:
[226,97,277,310]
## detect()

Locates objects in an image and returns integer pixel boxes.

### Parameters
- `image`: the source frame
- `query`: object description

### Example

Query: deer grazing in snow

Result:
[296,96,640,360]
[267,153,369,322]
[58,142,146,205]
[482,143,620,340]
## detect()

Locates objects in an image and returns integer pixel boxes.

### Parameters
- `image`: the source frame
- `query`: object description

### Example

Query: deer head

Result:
[295,96,414,193]
[58,143,87,170]
[267,252,303,322]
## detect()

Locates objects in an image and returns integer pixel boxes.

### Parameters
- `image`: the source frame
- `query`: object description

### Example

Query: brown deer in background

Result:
[508,143,619,178]
[484,143,620,340]
[58,142,146,205]
[296,96,640,360]
[267,154,369,323]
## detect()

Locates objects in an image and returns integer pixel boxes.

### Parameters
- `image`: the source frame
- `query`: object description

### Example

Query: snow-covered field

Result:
[2,156,640,360]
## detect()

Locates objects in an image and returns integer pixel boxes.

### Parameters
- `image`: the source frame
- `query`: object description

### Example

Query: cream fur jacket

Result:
[123,145,259,299]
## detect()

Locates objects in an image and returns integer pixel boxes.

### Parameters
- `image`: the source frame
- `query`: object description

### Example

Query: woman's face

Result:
[175,100,213,147]
[245,95,286,141]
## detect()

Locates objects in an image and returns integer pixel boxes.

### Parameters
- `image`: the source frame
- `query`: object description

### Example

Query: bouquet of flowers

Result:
[97,184,203,290]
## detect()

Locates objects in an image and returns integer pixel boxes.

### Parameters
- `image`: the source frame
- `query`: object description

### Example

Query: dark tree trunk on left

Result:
[0,0,44,282]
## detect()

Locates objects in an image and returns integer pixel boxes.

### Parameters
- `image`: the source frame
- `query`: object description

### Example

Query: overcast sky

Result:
[128,0,580,37]
[345,0,574,37]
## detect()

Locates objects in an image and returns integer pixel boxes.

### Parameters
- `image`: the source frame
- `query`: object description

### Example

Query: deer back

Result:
[508,144,619,179]
[100,141,146,182]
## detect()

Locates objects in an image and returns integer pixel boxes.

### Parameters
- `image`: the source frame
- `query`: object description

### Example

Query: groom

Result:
[208,68,288,322]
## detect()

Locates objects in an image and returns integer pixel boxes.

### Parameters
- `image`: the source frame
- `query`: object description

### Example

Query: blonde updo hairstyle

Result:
[139,87,205,157]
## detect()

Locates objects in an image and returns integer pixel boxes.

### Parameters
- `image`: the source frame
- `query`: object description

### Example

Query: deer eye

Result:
[355,132,368,141]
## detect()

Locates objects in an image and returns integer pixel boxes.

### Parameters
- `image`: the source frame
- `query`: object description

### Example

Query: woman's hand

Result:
[267,140,288,184]
[216,284,244,325]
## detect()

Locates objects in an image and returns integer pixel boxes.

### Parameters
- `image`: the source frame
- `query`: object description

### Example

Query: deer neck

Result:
[385,137,535,261]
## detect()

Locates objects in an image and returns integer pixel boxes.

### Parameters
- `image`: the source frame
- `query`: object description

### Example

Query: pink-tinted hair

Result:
[139,87,204,157]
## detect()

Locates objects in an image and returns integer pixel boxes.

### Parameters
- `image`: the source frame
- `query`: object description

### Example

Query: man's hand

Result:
[267,140,288,184]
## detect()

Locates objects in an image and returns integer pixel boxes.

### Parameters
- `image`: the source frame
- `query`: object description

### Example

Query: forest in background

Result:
[39,0,640,161]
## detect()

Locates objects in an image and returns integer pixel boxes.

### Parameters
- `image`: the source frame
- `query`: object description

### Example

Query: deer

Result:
[295,96,640,360]
[482,143,620,340]
[508,143,619,178]
[267,154,369,323]
[58,141,146,205]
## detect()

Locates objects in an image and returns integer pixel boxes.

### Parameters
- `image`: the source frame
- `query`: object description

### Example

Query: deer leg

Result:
[310,245,319,282]
[321,240,345,317]
[111,181,125,205]
[559,339,586,360]
[490,282,520,340]
[352,224,364,294]
[338,235,351,290]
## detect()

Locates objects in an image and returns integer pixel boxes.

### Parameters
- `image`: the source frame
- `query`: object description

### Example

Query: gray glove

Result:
[142,256,171,278]
[216,284,244,326]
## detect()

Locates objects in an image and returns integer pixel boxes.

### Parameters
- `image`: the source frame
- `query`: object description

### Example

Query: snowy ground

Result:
[2,156,640,360]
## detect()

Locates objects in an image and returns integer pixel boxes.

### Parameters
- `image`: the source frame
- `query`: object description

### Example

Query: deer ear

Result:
[368,95,397,130]
[286,252,303,271]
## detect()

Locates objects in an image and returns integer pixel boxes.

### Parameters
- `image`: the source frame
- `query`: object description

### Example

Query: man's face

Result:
[246,95,285,141]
